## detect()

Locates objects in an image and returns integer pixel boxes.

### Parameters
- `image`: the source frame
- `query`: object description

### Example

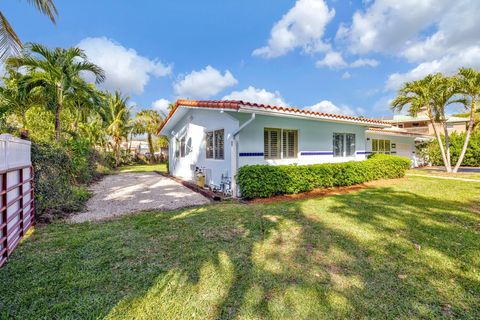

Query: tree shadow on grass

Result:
[0,184,479,319]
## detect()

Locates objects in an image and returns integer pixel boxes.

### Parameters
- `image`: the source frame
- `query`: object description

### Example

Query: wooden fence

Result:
[0,134,34,268]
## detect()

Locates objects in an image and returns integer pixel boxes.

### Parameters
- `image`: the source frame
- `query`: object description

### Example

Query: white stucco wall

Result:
[235,114,369,167]
[169,109,239,185]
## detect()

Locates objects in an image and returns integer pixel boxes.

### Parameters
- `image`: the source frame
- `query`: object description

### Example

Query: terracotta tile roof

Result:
[158,99,391,134]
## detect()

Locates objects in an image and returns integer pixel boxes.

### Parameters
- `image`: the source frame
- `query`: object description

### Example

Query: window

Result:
[264,128,298,159]
[372,139,391,154]
[180,136,186,158]
[206,129,224,160]
[333,133,356,157]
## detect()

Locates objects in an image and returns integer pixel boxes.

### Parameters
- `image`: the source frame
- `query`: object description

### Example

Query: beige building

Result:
[388,109,469,136]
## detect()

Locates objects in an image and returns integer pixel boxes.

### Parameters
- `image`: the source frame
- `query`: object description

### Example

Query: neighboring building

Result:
[388,108,469,135]
[121,139,150,154]
[158,99,429,196]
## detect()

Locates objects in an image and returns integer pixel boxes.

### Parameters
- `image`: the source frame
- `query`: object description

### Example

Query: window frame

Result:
[371,139,391,154]
[205,128,225,160]
[264,128,298,160]
[333,133,356,157]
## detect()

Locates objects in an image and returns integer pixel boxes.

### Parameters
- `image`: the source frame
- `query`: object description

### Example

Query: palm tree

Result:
[392,74,452,171]
[453,68,480,172]
[0,69,40,129]
[6,43,105,141]
[131,110,164,164]
[99,91,130,165]
[431,75,458,171]
[1,0,57,59]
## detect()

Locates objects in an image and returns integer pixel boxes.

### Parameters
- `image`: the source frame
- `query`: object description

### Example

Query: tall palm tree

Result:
[431,75,458,170]
[131,110,164,163]
[392,74,452,171]
[1,0,57,59]
[99,91,130,165]
[453,68,480,172]
[6,43,105,141]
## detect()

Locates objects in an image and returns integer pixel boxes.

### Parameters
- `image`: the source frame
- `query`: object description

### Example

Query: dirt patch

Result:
[248,178,404,204]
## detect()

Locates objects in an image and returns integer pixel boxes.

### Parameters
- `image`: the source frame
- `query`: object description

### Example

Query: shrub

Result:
[237,154,411,199]
[31,142,87,219]
[419,130,480,167]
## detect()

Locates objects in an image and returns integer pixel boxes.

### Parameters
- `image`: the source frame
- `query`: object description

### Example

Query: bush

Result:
[419,130,480,167]
[31,142,87,219]
[237,154,411,199]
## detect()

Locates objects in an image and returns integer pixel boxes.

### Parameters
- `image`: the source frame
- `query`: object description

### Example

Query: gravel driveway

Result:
[70,172,210,223]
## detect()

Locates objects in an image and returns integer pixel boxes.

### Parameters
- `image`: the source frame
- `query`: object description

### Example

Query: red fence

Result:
[0,134,34,268]
[0,165,35,267]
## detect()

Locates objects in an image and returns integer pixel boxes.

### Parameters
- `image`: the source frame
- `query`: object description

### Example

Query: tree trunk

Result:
[453,99,476,172]
[430,119,450,172]
[55,104,61,142]
[442,122,452,172]
[147,133,156,164]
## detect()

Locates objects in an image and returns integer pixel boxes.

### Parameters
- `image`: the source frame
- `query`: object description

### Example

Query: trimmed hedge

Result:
[237,154,411,199]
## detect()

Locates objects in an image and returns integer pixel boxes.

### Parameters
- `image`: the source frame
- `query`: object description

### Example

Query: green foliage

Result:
[420,130,480,167]
[237,154,411,199]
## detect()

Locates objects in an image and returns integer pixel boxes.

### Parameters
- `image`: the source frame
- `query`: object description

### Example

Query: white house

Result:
[158,99,428,196]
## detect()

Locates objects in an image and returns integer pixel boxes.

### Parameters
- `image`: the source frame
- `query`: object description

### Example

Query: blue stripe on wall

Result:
[356,151,371,155]
[239,152,264,157]
[300,151,334,156]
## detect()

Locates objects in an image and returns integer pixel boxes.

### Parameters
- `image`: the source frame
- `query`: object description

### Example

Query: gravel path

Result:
[70,172,210,223]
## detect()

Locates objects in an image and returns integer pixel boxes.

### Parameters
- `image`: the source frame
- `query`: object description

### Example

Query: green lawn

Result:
[410,167,480,180]
[0,177,479,319]
[117,163,167,173]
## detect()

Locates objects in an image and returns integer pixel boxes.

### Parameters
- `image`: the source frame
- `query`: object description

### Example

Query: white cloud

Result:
[223,86,288,106]
[252,0,335,58]
[78,37,172,95]
[386,46,480,90]
[350,58,379,68]
[316,52,379,70]
[336,0,452,55]
[342,71,352,79]
[315,51,347,69]
[152,98,171,116]
[173,65,238,99]
[337,0,480,90]
[304,100,355,116]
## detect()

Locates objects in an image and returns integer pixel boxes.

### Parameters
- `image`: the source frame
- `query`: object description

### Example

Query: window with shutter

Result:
[214,129,224,160]
[205,129,224,160]
[282,130,298,158]
[264,128,297,159]
[333,133,344,157]
[372,139,391,154]
[206,131,214,159]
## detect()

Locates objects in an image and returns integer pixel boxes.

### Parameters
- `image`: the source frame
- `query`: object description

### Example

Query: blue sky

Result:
[4,0,479,117]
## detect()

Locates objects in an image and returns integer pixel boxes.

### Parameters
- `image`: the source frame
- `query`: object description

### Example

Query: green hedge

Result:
[237,154,411,199]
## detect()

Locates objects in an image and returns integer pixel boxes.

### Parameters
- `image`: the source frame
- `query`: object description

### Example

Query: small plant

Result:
[237,154,411,199]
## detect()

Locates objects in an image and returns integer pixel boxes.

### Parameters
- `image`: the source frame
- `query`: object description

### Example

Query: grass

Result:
[0,176,479,319]
[117,163,167,173]
[410,167,480,180]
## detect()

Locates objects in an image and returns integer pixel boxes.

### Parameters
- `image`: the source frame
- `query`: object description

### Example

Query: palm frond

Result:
[26,0,58,23]
[0,12,22,60]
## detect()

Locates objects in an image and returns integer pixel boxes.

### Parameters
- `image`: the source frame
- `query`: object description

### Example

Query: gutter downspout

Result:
[231,113,256,198]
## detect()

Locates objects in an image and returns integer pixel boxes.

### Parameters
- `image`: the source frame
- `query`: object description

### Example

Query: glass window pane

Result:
[333,133,344,157]
[283,130,298,158]
[346,134,356,156]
